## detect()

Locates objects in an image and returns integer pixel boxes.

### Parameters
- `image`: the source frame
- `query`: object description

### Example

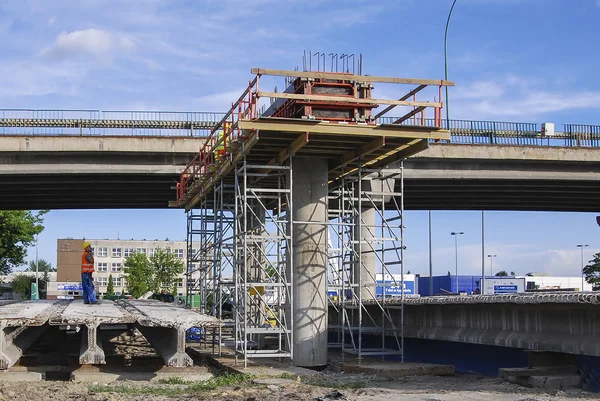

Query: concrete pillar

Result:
[135,323,193,367]
[80,323,105,364]
[291,157,328,367]
[0,324,48,369]
[354,207,376,301]
[353,175,396,301]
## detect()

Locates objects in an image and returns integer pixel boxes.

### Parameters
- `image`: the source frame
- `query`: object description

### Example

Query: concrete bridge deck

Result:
[1,134,599,211]
[330,293,600,358]
[0,299,220,369]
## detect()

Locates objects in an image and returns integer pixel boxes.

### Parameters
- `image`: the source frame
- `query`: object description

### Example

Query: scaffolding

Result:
[328,165,406,363]
[175,66,452,367]
[233,159,293,365]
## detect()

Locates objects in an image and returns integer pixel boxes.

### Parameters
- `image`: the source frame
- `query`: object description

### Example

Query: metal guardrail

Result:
[359,292,600,305]
[1,109,599,148]
[0,109,224,136]
[379,117,600,148]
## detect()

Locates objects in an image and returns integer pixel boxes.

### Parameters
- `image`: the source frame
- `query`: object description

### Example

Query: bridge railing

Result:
[379,117,600,148]
[0,109,225,137]
[563,124,600,147]
[2,109,600,149]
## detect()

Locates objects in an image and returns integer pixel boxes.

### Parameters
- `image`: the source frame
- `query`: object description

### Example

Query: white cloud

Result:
[40,28,134,61]
[451,75,600,119]
[47,16,55,26]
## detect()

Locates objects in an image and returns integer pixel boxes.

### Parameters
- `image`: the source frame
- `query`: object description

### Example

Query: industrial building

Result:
[417,274,594,296]
[54,238,201,297]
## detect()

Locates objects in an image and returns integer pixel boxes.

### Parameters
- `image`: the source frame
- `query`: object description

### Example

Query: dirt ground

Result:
[0,373,598,401]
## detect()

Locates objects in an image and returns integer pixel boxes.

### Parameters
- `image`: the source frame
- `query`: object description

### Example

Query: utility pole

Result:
[487,254,497,276]
[451,231,464,293]
[577,244,589,291]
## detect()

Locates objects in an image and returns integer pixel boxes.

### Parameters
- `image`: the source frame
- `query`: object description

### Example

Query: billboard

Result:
[375,274,416,297]
[57,283,83,291]
[483,277,525,295]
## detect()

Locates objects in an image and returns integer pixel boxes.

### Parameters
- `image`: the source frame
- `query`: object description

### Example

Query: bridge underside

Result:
[1,172,599,212]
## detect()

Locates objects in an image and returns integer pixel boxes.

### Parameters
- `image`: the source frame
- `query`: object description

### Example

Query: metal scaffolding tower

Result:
[233,159,293,365]
[328,164,406,363]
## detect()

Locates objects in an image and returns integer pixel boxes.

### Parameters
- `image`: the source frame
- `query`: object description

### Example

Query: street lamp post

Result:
[444,0,458,127]
[577,244,589,291]
[487,254,497,276]
[451,231,464,293]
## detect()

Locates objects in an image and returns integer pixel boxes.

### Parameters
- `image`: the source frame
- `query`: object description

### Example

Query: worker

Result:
[214,122,232,160]
[81,241,99,305]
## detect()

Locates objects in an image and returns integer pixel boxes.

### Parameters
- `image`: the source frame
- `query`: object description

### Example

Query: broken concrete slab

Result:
[0,370,42,381]
[71,365,213,383]
[0,300,66,369]
[117,300,221,367]
[50,300,135,365]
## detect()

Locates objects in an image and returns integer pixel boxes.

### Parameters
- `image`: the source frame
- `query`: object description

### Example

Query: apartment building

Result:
[56,238,202,297]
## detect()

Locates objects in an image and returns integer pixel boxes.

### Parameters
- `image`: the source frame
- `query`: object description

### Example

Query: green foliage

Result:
[28,259,55,273]
[89,373,252,395]
[495,270,508,276]
[0,210,47,274]
[150,248,184,295]
[123,248,184,298]
[11,273,47,300]
[583,252,600,291]
[510,271,516,276]
[106,274,115,297]
[123,252,154,298]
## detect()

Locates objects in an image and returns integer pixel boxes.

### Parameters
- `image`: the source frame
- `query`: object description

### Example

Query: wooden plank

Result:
[368,139,429,170]
[329,139,428,185]
[238,119,450,140]
[185,132,260,211]
[257,91,441,108]
[332,137,386,171]
[393,106,427,124]
[251,68,455,86]
[267,132,309,166]
[373,85,427,119]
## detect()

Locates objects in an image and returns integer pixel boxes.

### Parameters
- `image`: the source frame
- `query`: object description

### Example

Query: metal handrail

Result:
[1,109,600,149]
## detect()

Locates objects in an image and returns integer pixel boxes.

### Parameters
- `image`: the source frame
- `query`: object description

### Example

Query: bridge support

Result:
[291,157,328,367]
[135,323,193,367]
[80,323,105,365]
[0,324,48,369]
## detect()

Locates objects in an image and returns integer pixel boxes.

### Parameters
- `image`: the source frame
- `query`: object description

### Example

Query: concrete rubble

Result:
[0,299,220,369]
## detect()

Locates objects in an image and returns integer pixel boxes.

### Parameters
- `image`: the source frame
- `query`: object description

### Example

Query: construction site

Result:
[1,58,599,401]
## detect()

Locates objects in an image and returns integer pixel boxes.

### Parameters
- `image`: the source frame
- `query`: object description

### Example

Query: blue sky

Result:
[1,0,598,276]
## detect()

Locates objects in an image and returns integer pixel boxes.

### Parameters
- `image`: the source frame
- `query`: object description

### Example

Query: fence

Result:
[1,109,599,148]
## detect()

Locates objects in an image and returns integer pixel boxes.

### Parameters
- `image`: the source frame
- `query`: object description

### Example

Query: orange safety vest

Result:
[81,251,95,273]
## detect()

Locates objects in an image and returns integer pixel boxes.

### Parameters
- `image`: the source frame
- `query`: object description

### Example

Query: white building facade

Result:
[88,239,200,296]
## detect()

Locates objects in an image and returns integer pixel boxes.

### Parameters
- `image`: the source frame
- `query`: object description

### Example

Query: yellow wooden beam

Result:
[257,91,441,108]
[238,119,450,140]
[251,68,455,86]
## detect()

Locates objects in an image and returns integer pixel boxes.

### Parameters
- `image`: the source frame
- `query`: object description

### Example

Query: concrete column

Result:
[135,323,193,367]
[0,324,48,369]
[354,206,377,301]
[80,323,105,364]
[291,157,328,367]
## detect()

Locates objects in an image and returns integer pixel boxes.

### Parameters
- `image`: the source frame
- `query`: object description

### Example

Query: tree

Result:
[151,248,185,295]
[11,274,48,300]
[495,271,509,276]
[583,252,600,291]
[28,259,55,273]
[510,271,516,276]
[124,252,154,298]
[0,211,47,274]
[106,274,115,297]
